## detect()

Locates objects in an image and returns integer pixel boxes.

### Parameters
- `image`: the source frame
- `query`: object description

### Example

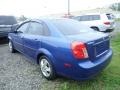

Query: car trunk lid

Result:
[66,32,110,61]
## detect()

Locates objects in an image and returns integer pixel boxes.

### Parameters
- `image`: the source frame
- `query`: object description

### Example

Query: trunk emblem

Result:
[87,41,94,45]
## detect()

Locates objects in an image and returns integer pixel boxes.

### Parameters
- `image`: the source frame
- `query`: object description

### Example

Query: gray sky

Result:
[0,0,119,17]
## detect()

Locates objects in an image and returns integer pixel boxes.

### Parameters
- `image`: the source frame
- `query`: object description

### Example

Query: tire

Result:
[9,40,16,53]
[91,27,99,31]
[39,56,56,80]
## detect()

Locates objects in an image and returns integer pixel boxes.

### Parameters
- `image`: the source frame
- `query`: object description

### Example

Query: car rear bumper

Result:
[99,24,115,32]
[105,24,115,32]
[105,29,114,32]
[60,49,113,80]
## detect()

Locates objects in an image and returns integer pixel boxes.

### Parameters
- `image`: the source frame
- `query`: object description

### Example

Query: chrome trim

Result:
[87,41,94,45]
[94,38,109,45]
[96,50,108,58]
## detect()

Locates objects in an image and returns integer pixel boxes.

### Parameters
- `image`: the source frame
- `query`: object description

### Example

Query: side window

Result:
[106,14,114,20]
[80,15,100,21]
[27,22,43,35]
[80,16,89,21]
[92,15,100,20]
[73,16,80,20]
[17,23,29,33]
[43,23,50,36]
[79,16,83,21]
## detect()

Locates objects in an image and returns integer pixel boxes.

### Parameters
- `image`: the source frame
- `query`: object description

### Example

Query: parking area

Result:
[0,43,62,90]
[0,44,41,89]
[0,23,120,90]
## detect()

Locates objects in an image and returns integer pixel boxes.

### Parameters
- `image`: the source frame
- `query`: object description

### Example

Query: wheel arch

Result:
[37,53,45,64]
[36,48,56,65]
[8,35,12,41]
[90,26,99,31]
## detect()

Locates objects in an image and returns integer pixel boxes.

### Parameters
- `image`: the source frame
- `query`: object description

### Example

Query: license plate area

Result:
[94,40,109,57]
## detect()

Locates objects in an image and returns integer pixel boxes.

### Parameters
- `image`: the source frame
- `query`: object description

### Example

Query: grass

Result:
[115,18,120,22]
[58,33,120,90]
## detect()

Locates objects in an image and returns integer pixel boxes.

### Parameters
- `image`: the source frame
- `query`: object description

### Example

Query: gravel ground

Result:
[0,22,119,90]
[0,44,60,90]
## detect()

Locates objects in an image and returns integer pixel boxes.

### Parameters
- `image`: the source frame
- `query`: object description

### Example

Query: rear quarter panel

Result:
[36,36,76,73]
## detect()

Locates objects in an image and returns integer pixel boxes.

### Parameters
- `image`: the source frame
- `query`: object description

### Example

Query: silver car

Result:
[73,13,115,32]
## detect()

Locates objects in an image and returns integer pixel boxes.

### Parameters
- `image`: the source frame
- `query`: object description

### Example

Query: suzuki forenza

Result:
[8,18,113,80]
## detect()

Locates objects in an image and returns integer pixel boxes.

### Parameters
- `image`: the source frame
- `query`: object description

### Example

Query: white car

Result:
[73,13,115,32]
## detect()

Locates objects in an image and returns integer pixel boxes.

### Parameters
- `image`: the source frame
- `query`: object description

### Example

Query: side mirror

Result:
[14,30,23,33]
[17,31,23,33]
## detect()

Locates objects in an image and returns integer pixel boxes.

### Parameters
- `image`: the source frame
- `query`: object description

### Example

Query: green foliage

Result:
[18,15,27,21]
[110,3,120,11]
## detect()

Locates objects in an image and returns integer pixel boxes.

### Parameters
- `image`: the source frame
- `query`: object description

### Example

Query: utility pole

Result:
[68,0,70,15]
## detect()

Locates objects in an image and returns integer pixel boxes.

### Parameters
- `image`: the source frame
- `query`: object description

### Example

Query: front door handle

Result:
[20,36,24,39]
[34,39,38,41]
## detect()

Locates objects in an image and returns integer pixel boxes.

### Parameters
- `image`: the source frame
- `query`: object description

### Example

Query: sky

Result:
[0,0,119,17]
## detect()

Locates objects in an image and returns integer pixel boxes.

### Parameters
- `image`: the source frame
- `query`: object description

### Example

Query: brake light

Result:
[71,41,88,59]
[104,22,110,25]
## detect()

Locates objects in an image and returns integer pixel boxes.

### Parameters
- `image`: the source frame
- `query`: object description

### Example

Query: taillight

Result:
[104,22,110,25]
[71,41,88,59]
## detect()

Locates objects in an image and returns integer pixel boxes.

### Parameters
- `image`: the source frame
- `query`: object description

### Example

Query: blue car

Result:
[8,18,113,80]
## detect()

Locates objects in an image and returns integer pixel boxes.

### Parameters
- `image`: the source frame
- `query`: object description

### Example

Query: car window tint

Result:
[79,16,87,21]
[92,15,100,20]
[79,15,100,21]
[43,23,51,36]
[27,22,43,35]
[17,23,29,33]
[106,14,114,20]
[52,19,95,36]
[0,16,17,25]
[73,16,80,20]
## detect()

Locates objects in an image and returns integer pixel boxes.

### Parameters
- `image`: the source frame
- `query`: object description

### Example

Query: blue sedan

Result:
[8,18,113,80]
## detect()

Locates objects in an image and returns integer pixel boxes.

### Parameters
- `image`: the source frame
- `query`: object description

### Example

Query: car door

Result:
[23,21,44,59]
[13,22,30,53]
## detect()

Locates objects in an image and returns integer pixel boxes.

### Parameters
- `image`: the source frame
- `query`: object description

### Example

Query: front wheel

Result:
[39,56,56,80]
[9,41,16,53]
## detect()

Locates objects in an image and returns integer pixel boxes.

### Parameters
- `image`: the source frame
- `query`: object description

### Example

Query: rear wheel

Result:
[91,27,99,31]
[9,40,16,53]
[39,56,56,80]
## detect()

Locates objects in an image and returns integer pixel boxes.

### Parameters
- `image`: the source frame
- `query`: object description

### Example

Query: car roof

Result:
[74,13,113,17]
[23,18,73,23]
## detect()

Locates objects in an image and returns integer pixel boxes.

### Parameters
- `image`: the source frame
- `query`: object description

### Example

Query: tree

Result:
[109,3,120,11]
[18,15,27,21]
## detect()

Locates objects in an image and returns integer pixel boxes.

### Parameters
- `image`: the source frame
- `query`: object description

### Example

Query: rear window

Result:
[77,15,100,21]
[106,14,114,20]
[52,19,94,36]
[0,16,17,25]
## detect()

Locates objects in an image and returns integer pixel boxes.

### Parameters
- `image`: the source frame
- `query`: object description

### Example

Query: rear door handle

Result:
[20,36,24,39]
[34,39,38,41]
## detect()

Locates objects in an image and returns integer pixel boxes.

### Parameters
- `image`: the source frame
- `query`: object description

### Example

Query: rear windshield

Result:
[75,15,100,21]
[106,14,114,20]
[0,16,17,25]
[52,19,94,35]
